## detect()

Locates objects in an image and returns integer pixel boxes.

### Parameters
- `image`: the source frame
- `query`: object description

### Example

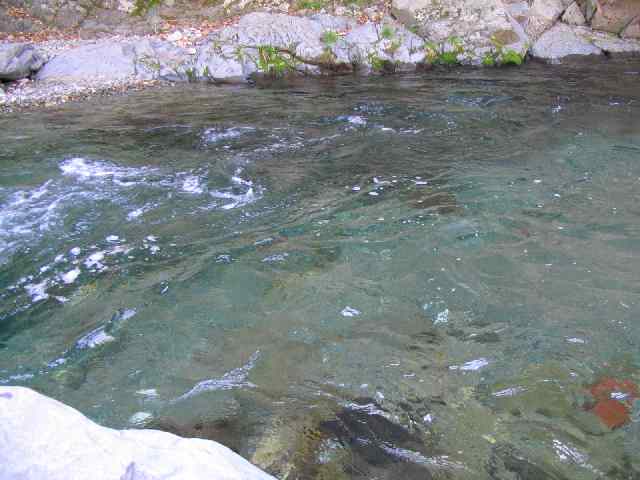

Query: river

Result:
[1,58,639,479]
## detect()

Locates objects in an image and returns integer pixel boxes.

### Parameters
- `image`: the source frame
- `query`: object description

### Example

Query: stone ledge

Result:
[0,386,276,480]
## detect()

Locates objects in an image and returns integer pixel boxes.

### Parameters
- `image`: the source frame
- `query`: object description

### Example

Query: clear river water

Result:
[1,59,639,479]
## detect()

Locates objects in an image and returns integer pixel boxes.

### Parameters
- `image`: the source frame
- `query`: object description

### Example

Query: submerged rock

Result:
[0,43,46,81]
[488,443,570,480]
[586,376,638,429]
[0,386,276,480]
[318,398,436,477]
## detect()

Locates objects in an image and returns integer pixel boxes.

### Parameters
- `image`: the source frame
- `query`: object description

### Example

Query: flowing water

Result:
[1,59,640,479]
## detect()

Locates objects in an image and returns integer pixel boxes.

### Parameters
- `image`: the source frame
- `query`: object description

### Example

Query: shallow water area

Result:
[1,59,640,479]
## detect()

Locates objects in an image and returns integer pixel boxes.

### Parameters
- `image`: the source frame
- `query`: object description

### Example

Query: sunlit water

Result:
[1,59,639,479]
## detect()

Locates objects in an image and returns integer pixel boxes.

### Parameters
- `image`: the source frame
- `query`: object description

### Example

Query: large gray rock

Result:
[530,23,602,60]
[0,386,276,480]
[590,0,640,35]
[135,38,193,81]
[190,13,425,82]
[0,43,46,81]
[36,39,188,83]
[525,0,573,41]
[578,0,599,21]
[562,1,587,25]
[621,15,640,38]
[390,0,529,64]
[585,26,640,53]
[36,41,139,82]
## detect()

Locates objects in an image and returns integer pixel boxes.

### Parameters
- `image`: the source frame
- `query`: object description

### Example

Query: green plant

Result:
[385,39,402,56]
[380,25,395,40]
[234,46,246,62]
[321,30,339,47]
[297,0,325,9]
[438,50,459,65]
[481,52,496,67]
[210,39,224,54]
[318,48,336,65]
[500,49,524,65]
[132,0,162,16]
[484,35,525,66]
[184,67,197,82]
[255,45,296,76]
[138,54,161,72]
[367,51,386,71]
[423,36,464,66]
[424,40,439,63]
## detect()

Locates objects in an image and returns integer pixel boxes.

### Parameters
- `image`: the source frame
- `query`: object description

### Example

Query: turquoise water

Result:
[1,59,640,478]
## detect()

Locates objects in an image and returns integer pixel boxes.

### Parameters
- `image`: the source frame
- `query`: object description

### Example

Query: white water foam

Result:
[76,326,115,349]
[341,306,361,317]
[24,281,49,302]
[127,204,155,221]
[85,251,106,270]
[209,169,262,210]
[202,126,255,144]
[174,350,260,402]
[59,157,152,187]
[450,358,489,371]
[181,175,204,194]
[0,181,79,262]
[60,268,81,284]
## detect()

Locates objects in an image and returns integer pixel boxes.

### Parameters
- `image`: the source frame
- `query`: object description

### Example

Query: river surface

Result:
[1,59,640,479]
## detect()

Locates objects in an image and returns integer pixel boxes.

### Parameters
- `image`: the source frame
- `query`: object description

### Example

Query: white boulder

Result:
[0,386,276,480]
[530,23,602,60]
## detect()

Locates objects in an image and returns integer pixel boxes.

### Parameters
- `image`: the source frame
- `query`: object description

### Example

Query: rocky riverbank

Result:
[2,0,640,112]
[0,386,277,480]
